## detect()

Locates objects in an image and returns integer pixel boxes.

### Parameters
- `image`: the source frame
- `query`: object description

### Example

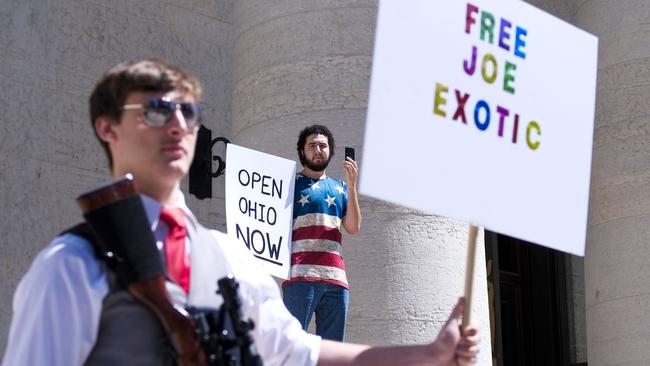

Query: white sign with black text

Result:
[225,144,296,279]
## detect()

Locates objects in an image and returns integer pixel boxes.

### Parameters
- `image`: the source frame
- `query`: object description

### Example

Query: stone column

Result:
[569,1,650,365]
[231,1,491,363]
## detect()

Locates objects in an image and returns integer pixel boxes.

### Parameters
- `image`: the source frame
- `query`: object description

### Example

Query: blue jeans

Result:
[282,281,350,341]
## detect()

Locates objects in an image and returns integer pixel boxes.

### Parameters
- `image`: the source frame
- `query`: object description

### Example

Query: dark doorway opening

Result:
[485,231,576,366]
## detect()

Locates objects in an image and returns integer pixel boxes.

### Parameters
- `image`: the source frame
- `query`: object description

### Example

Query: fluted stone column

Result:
[232,2,491,363]
[0,0,232,352]
[568,1,650,365]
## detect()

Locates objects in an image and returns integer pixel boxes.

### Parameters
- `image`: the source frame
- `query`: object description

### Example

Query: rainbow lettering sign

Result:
[360,0,597,256]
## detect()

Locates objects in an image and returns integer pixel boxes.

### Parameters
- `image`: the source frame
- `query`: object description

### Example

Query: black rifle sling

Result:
[60,223,125,286]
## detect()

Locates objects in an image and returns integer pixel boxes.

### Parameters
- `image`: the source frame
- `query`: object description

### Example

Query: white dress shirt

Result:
[2,193,320,366]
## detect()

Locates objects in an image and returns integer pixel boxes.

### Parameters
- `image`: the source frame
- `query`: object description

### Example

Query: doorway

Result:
[485,231,578,366]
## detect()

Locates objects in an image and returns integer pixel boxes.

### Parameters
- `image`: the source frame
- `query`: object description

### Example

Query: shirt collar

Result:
[140,192,198,231]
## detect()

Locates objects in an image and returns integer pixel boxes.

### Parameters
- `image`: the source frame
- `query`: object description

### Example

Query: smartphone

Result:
[344,147,355,161]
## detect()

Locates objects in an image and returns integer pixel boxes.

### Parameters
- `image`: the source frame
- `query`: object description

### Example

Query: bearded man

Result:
[282,125,362,341]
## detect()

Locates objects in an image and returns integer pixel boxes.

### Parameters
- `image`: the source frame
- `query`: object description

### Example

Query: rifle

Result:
[189,275,263,366]
[76,174,263,366]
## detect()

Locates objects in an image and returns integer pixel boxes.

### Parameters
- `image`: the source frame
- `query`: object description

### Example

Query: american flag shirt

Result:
[284,173,349,289]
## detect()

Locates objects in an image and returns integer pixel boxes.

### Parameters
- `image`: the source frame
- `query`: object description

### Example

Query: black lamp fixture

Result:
[189,125,230,200]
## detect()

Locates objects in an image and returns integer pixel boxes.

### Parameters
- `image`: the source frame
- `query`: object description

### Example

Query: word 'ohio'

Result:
[433,83,541,151]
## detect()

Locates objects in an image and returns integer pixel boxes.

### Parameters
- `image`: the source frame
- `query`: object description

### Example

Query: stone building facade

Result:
[1,1,647,365]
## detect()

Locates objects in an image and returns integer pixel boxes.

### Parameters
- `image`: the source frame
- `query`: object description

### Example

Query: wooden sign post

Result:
[461,225,479,328]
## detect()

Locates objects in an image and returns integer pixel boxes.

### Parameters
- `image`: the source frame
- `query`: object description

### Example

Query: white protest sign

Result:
[225,144,296,278]
[360,0,598,256]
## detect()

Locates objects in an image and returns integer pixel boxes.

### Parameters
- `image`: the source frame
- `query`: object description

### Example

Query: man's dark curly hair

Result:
[296,124,335,166]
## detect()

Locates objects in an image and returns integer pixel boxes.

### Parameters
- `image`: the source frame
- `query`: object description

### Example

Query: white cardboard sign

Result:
[225,144,296,278]
[360,0,598,256]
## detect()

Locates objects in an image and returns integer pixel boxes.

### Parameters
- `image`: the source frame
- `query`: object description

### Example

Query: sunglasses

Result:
[121,97,202,128]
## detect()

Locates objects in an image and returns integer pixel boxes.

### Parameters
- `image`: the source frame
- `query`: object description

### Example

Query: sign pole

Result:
[461,225,479,328]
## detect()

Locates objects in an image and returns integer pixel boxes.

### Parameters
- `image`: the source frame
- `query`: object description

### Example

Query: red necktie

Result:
[160,207,191,294]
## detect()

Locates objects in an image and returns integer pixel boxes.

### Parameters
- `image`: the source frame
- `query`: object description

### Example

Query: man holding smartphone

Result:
[283,125,362,341]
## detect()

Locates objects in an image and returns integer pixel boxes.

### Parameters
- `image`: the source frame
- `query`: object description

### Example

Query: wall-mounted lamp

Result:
[189,125,230,200]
